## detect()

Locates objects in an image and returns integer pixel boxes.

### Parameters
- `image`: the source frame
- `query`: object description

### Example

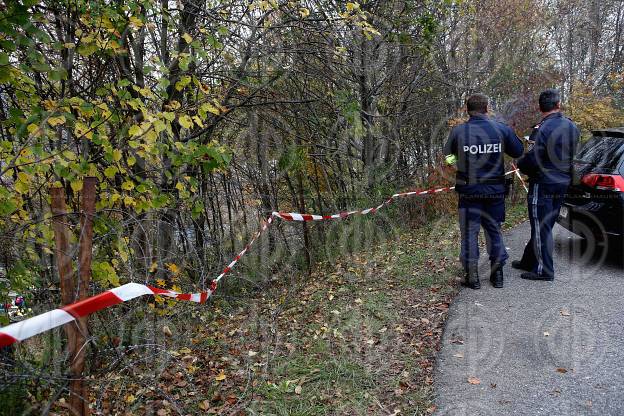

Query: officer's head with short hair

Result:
[539,89,561,113]
[466,93,489,116]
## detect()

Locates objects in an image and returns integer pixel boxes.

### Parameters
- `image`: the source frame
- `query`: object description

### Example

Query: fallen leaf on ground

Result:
[215,370,226,381]
[468,376,481,385]
[556,368,568,373]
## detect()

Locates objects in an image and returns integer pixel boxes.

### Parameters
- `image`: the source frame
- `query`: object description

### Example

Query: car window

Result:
[575,136,624,172]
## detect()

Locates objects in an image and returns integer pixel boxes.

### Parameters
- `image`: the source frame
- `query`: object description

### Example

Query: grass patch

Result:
[240,219,462,415]
[251,352,375,416]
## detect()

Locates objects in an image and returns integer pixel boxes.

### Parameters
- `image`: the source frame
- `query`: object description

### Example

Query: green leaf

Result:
[49,67,68,81]
[92,261,120,287]
[179,55,190,71]
[175,75,191,91]
[0,199,17,216]
[104,166,118,179]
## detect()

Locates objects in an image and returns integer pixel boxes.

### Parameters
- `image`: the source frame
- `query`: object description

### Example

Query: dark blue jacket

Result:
[444,114,524,195]
[516,112,580,185]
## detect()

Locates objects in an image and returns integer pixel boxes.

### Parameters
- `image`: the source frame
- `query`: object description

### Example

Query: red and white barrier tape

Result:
[273,169,520,221]
[511,163,528,192]
[0,169,523,347]
[0,283,210,347]
[0,217,275,348]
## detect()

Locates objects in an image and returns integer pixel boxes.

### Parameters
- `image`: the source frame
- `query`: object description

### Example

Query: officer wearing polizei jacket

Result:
[444,94,524,289]
[513,89,580,280]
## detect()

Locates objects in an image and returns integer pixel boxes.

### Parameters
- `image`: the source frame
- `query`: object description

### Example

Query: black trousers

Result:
[519,182,568,277]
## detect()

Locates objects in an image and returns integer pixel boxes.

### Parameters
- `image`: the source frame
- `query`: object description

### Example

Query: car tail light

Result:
[581,174,624,191]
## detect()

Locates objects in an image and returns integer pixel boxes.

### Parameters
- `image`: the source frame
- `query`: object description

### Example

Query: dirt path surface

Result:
[435,222,624,416]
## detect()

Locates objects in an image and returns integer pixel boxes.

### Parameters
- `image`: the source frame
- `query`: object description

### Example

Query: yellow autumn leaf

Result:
[125,394,136,404]
[299,8,310,18]
[129,125,142,136]
[17,172,31,183]
[346,2,359,12]
[192,115,204,128]
[121,180,135,191]
[166,263,180,274]
[70,179,83,193]
[178,115,193,129]
[149,262,158,273]
[14,180,29,194]
[182,33,193,44]
[129,16,143,27]
[201,103,221,115]
[215,370,226,381]
[47,115,66,127]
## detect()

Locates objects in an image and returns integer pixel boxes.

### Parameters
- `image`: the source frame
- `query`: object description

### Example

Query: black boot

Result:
[511,260,531,271]
[490,262,504,288]
[462,264,480,289]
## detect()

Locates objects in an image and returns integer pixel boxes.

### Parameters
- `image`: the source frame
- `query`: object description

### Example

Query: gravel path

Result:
[434,222,624,416]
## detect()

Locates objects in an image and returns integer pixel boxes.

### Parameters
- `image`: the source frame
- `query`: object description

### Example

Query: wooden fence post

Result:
[51,179,96,416]
[74,177,96,416]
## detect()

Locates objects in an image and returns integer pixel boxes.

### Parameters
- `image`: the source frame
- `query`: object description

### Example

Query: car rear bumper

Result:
[557,200,624,238]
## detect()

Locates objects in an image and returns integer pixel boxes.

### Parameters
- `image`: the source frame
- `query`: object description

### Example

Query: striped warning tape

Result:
[0,217,275,348]
[511,163,529,192]
[0,169,524,347]
[273,170,520,222]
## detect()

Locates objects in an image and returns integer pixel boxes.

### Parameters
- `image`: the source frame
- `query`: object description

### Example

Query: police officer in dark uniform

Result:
[513,89,580,280]
[444,94,524,289]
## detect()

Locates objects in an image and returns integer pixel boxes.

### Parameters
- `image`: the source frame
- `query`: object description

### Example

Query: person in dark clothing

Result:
[514,89,580,280]
[444,94,524,289]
